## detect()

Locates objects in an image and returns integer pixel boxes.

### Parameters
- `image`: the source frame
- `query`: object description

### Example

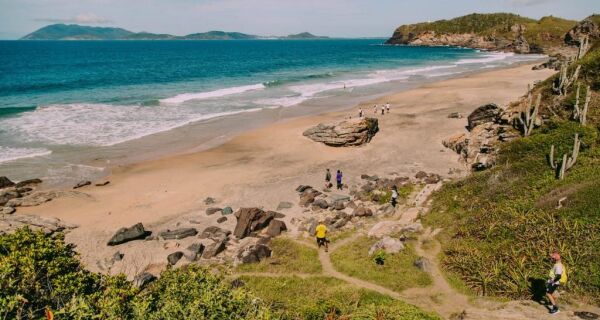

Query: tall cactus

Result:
[548,134,581,180]
[573,84,591,125]
[577,35,590,61]
[552,64,581,96]
[518,92,540,136]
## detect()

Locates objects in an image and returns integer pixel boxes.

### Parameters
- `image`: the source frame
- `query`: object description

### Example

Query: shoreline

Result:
[14,62,555,276]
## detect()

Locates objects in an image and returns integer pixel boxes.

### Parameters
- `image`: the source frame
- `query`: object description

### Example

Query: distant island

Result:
[20,24,329,40]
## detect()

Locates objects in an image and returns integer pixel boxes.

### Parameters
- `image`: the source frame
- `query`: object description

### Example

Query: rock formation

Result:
[303,117,379,147]
[107,223,151,246]
[0,214,77,235]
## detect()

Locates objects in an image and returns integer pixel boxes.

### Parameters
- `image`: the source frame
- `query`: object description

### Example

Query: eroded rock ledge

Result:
[303,117,379,147]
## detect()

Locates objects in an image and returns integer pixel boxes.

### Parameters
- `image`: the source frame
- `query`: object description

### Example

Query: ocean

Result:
[0,39,544,184]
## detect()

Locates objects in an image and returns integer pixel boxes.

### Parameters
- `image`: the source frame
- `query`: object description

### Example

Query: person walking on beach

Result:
[359,108,363,118]
[381,105,385,115]
[315,221,329,252]
[546,251,567,314]
[373,105,377,114]
[325,169,332,189]
[336,170,343,190]
[386,102,390,113]
[391,185,399,207]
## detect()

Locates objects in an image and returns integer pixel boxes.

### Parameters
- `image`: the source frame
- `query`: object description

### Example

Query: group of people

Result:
[358,102,390,118]
[316,168,567,316]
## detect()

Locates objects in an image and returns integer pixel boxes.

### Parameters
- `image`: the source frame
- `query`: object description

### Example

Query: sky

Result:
[0,0,599,39]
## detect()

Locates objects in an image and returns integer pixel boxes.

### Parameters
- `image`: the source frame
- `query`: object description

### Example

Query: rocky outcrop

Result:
[107,223,151,246]
[368,236,404,255]
[234,243,272,265]
[467,104,502,130]
[565,16,600,45]
[0,177,15,189]
[233,208,277,239]
[0,214,77,235]
[303,117,379,147]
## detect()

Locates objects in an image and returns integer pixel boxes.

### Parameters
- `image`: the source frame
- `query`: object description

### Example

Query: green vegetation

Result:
[0,228,272,319]
[241,276,440,320]
[389,13,577,49]
[235,238,322,274]
[330,236,432,292]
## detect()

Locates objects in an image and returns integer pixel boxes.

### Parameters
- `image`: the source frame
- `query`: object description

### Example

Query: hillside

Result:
[20,24,327,40]
[386,13,578,53]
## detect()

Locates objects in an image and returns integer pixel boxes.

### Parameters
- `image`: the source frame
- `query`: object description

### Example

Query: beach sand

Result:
[18,63,555,276]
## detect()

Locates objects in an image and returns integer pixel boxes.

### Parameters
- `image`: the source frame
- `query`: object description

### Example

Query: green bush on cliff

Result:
[424,121,600,301]
[0,228,271,319]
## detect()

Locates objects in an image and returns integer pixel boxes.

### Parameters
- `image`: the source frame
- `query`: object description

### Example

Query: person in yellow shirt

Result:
[546,251,567,315]
[315,221,329,252]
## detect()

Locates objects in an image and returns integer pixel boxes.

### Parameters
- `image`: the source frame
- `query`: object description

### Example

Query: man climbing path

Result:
[315,221,329,252]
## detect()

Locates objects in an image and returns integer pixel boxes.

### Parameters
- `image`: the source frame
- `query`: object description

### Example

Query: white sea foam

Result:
[455,52,515,65]
[1,103,262,147]
[160,83,265,104]
[0,146,52,164]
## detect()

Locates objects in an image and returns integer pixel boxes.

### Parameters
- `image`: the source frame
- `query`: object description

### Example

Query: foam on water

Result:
[0,146,52,163]
[1,103,263,147]
[160,83,265,104]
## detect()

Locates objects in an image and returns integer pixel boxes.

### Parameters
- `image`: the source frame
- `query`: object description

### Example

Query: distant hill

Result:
[20,24,328,40]
[385,13,578,53]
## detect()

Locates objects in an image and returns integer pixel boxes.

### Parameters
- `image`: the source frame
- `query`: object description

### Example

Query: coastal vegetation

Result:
[235,237,322,274]
[424,41,600,302]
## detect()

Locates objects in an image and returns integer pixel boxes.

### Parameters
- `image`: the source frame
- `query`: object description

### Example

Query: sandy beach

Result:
[17,63,555,276]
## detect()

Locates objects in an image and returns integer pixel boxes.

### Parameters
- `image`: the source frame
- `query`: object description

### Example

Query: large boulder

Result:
[202,239,227,259]
[565,17,600,45]
[159,228,198,240]
[312,199,329,209]
[199,226,231,242]
[353,206,373,217]
[467,104,501,131]
[368,236,404,255]
[0,190,20,206]
[233,208,276,239]
[107,223,150,246]
[234,244,272,266]
[303,117,379,147]
[266,219,287,237]
[0,177,15,189]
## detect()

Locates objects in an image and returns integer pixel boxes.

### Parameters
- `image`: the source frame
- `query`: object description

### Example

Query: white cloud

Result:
[35,13,112,24]
[508,0,557,6]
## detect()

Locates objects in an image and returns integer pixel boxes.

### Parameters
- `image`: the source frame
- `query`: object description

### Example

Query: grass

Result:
[330,236,432,292]
[240,275,440,320]
[235,238,322,274]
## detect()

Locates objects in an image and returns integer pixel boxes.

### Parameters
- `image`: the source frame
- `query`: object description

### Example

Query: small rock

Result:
[167,251,184,265]
[159,228,198,240]
[332,200,346,210]
[353,206,373,217]
[199,226,231,242]
[15,178,42,188]
[202,239,227,259]
[217,216,227,223]
[295,185,312,193]
[113,251,124,261]
[447,112,464,119]
[424,173,441,184]
[206,207,222,215]
[312,199,329,209]
[265,219,287,237]
[133,272,156,289]
[414,257,432,272]
[221,207,233,215]
[415,171,428,179]
[329,193,351,202]
[276,201,293,210]
[0,176,15,189]
[107,223,150,246]
[368,236,404,255]
[73,180,91,189]
[185,243,205,261]
[574,311,600,320]
[204,197,216,205]
[95,181,110,186]
[1,206,16,215]
[299,193,316,207]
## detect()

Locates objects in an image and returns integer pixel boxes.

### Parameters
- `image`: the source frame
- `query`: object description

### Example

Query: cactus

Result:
[548,134,581,180]
[552,64,581,96]
[517,92,540,136]
[573,84,591,125]
[577,35,590,60]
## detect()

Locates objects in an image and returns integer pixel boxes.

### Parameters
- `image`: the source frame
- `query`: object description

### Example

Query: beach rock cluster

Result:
[443,103,524,171]
[303,117,379,147]
[233,207,287,239]
[0,214,78,235]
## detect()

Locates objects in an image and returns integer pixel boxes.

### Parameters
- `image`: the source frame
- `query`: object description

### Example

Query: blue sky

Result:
[0,0,598,39]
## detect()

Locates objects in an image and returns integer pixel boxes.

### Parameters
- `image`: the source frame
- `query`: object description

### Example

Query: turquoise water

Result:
[0,39,543,181]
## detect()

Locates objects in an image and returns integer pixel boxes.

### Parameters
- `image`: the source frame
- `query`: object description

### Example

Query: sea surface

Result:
[0,39,544,185]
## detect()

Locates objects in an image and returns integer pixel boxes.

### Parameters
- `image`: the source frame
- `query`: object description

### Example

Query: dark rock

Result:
[467,104,501,130]
[0,190,20,206]
[1,206,16,215]
[186,243,205,261]
[353,206,373,217]
[276,201,293,210]
[299,193,316,207]
[217,216,227,223]
[221,207,233,215]
[447,112,463,119]
[113,251,124,261]
[199,226,231,241]
[15,178,42,188]
[266,219,287,237]
[0,177,15,189]
[312,198,329,209]
[202,239,227,259]
[574,311,600,320]
[167,251,184,265]
[95,181,110,186]
[133,272,156,289]
[268,211,285,219]
[415,171,428,179]
[295,185,312,193]
[332,200,346,210]
[204,197,216,205]
[235,244,272,265]
[73,180,91,189]
[107,223,150,246]
[414,257,432,272]
[231,278,246,289]
[159,228,198,240]
[424,173,441,184]
[206,207,222,215]
[16,187,33,194]
[303,117,379,147]
[360,174,379,181]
